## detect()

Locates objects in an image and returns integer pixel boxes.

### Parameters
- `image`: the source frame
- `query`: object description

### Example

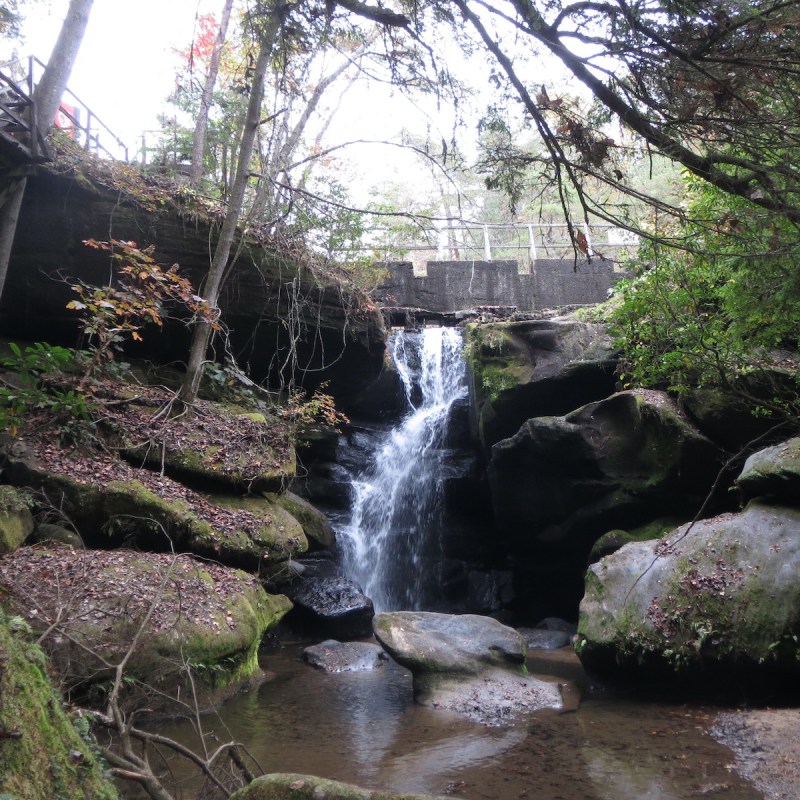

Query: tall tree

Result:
[189,0,235,185]
[0,0,95,302]
[179,9,277,405]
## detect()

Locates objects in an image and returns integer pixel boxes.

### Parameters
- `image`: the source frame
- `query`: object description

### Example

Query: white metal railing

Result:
[0,55,129,162]
[355,222,639,271]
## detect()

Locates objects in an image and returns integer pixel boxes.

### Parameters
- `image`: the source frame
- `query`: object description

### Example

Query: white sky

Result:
[5,0,218,156]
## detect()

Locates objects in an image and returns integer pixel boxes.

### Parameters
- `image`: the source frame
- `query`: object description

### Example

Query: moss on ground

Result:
[0,610,118,800]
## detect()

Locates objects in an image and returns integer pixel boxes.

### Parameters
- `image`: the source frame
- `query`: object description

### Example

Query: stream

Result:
[153,643,758,799]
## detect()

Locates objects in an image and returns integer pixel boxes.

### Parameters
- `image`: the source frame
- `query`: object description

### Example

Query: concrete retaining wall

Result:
[375,258,624,312]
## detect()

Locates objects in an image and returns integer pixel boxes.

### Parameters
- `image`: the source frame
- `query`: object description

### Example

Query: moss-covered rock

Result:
[737,437,800,505]
[230,773,450,800]
[270,490,335,548]
[464,316,617,452]
[120,404,296,493]
[0,485,33,554]
[588,516,686,564]
[0,611,119,800]
[577,501,800,693]
[0,547,291,709]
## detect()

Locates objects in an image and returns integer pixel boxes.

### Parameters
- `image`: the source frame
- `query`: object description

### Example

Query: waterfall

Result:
[339,327,468,612]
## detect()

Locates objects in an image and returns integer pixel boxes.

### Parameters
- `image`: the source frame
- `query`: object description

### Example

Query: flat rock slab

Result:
[230,773,450,800]
[373,612,562,724]
[425,667,564,725]
[373,611,526,674]
[303,640,387,673]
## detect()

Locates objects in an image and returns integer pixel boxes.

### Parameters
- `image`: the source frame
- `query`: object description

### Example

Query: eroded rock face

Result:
[577,501,800,692]
[373,611,562,724]
[487,389,724,619]
[302,640,387,673]
[0,547,291,709]
[285,577,374,639]
[4,164,386,406]
[465,317,618,453]
[229,773,450,800]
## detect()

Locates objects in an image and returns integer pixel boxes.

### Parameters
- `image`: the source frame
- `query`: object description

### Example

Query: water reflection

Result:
[148,646,759,800]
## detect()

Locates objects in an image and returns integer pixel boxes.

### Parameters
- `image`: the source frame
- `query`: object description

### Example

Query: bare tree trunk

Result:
[190,0,234,184]
[0,0,94,304]
[179,19,277,405]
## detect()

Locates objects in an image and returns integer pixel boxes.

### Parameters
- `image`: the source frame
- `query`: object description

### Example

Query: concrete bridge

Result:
[374,256,628,319]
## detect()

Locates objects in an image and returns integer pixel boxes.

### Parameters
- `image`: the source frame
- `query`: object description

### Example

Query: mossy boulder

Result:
[269,490,335,548]
[119,403,296,494]
[0,547,291,708]
[487,389,723,620]
[736,437,800,505]
[0,611,119,800]
[464,316,617,452]
[588,516,686,564]
[230,773,450,800]
[1,446,305,571]
[577,501,800,692]
[0,485,33,554]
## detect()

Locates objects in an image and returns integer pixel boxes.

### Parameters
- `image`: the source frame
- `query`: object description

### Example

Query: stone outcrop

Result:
[373,611,563,724]
[4,152,386,407]
[0,614,119,800]
[465,316,618,452]
[0,547,291,709]
[576,499,800,692]
[487,389,723,619]
[229,773,450,800]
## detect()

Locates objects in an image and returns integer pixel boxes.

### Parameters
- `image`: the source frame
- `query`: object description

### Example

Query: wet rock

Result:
[577,501,800,693]
[303,640,387,672]
[466,569,514,613]
[518,628,572,650]
[285,577,374,639]
[736,437,800,505]
[373,611,562,724]
[535,617,578,634]
[0,485,33,554]
[229,772,450,800]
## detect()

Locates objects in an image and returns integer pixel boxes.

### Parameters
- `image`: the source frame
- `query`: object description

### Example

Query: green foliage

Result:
[68,239,217,380]
[610,173,800,421]
[0,343,90,438]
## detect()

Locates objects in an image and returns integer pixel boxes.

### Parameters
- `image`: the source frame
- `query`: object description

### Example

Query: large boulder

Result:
[736,437,800,504]
[464,317,618,452]
[0,485,33,554]
[487,389,724,620]
[373,611,563,724]
[0,546,291,709]
[577,501,800,692]
[229,773,449,800]
[284,577,374,639]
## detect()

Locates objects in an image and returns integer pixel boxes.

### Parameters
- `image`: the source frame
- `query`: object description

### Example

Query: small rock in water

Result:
[285,577,374,639]
[303,640,387,673]
[518,627,572,650]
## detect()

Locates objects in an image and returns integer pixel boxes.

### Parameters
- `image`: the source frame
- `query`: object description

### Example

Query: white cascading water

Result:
[339,327,468,612]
